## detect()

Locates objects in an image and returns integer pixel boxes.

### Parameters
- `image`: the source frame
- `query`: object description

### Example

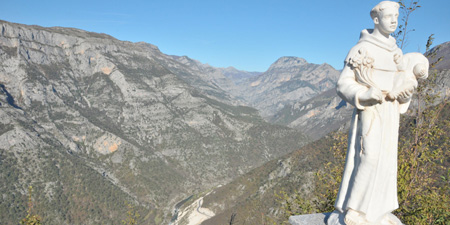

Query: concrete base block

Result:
[289,212,331,225]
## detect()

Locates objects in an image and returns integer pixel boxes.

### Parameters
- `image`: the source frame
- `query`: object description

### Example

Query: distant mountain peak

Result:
[135,41,160,51]
[276,56,308,64]
[222,66,238,71]
[268,57,308,71]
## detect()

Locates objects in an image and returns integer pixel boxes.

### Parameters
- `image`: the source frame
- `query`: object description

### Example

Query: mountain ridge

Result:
[238,56,340,119]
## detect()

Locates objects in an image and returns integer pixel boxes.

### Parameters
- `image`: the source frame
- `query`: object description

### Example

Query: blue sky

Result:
[1,0,449,72]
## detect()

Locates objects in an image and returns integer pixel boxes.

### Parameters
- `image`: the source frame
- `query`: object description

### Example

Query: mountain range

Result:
[0,20,312,224]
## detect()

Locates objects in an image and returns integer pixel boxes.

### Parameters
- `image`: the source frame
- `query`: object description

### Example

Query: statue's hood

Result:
[358,29,398,52]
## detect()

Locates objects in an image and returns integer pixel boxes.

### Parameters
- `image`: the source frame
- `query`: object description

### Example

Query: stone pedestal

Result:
[289,212,331,225]
[289,211,404,225]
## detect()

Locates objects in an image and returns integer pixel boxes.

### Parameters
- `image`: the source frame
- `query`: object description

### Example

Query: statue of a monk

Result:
[327,1,429,225]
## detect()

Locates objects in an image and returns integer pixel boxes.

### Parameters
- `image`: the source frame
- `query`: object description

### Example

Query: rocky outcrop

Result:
[270,88,353,139]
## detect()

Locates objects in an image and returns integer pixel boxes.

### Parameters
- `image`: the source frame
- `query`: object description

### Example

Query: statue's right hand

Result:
[359,87,383,106]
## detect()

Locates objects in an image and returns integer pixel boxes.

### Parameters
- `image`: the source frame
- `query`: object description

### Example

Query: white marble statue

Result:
[327,1,429,225]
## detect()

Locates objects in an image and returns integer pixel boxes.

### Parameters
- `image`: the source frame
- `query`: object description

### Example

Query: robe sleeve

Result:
[337,48,369,110]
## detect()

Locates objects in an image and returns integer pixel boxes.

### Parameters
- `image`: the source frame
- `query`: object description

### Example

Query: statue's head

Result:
[370,1,400,35]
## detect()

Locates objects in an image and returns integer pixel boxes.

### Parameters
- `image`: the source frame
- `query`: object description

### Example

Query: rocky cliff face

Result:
[238,56,340,118]
[0,20,308,224]
[429,41,450,71]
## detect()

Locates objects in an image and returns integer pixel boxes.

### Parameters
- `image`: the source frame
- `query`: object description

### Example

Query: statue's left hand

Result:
[397,89,413,103]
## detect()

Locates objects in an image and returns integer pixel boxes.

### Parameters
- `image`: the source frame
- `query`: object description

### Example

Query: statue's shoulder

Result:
[345,42,371,63]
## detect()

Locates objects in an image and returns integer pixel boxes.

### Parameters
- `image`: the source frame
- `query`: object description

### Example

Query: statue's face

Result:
[374,7,399,35]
